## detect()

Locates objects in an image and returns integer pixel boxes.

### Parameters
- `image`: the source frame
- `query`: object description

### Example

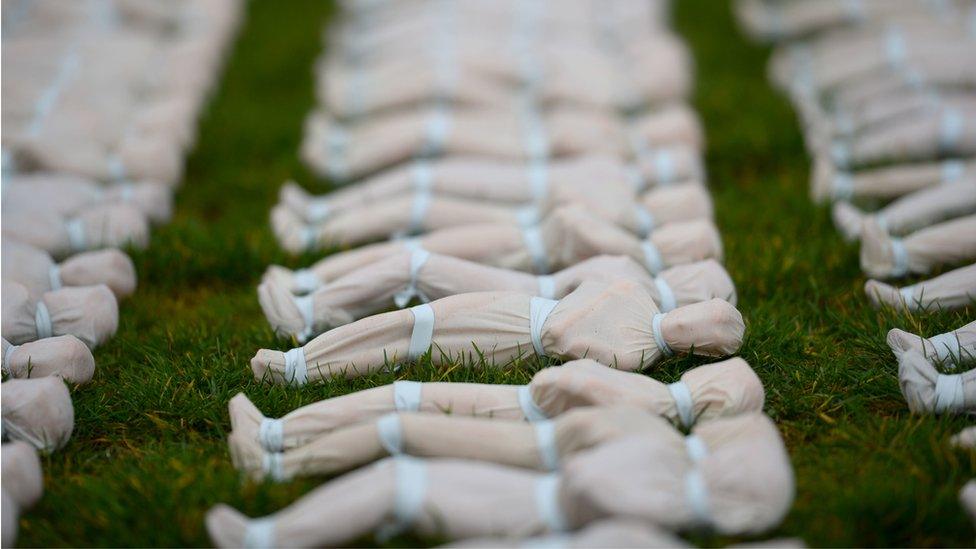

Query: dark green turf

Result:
[15,0,975,546]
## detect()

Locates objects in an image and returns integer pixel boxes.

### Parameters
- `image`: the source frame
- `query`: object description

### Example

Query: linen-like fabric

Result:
[866,264,976,312]
[833,180,976,240]
[2,336,95,384]
[443,519,689,548]
[250,281,745,384]
[812,160,975,203]
[887,321,976,368]
[2,281,118,348]
[1,203,149,259]
[2,173,172,224]
[1,377,74,452]
[860,215,976,279]
[1,441,43,509]
[898,349,976,414]
[2,238,137,299]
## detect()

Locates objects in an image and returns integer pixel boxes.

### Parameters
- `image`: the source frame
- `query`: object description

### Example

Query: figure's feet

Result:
[262,265,323,295]
[228,393,264,445]
[205,504,251,548]
[228,430,279,482]
[860,219,903,279]
[865,280,908,311]
[257,282,306,341]
[270,204,316,255]
[832,201,865,241]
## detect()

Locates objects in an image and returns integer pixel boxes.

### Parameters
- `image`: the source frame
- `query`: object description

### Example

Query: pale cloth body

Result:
[250,281,744,384]
[813,159,976,203]
[1,376,74,452]
[833,179,976,240]
[2,238,137,299]
[2,336,96,384]
[887,321,976,367]
[1,203,149,259]
[865,263,976,312]
[1,281,119,348]
[859,215,976,279]
[1,441,43,511]
[444,519,688,548]
[205,413,794,547]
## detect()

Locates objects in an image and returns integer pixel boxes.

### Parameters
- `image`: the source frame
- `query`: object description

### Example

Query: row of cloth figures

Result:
[0,1,242,545]
[224,0,797,547]
[736,0,976,310]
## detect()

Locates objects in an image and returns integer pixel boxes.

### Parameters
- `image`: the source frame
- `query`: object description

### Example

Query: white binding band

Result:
[940,108,964,152]
[292,269,321,294]
[35,301,53,339]
[685,434,708,464]
[668,380,695,429]
[408,303,435,361]
[48,264,62,291]
[536,276,556,300]
[883,25,907,68]
[394,248,432,308]
[844,0,866,21]
[377,413,404,455]
[899,285,918,311]
[293,294,315,343]
[634,206,656,237]
[934,373,965,413]
[654,276,677,312]
[535,474,569,533]
[684,469,713,527]
[283,347,308,387]
[518,205,541,228]
[652,313,673,357]
[393,380,423,412]
[106,155,127,182]
[832,173,854,200]
[299,224,318,252]
[534,421,560,470]
[642,240,665,274]
[262,452,285,482]
[941,159,965,183]
[376,457,428,541]
[530,297,558,358]
[2,344,20,375]
[528,160,549,203]
[306,200,331,224]
[259,418,284,452]
[242,518,276,549]
[327,123,349,181]
[929,332,963,363]
[890,238,910,277]
[423,102,453,156]
[519,385,549,422]
[522,226,550,274]
[831,141,850,168]
[654,149,676,186]
[408,160,434,233]
[628,163,648,194]
[65,218,86,251]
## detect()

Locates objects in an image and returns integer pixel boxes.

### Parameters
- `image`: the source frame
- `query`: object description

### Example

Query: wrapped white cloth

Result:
[275,206,722,280]
[1,441,43,510]
[259,255,735,341]
[887,321,976,368]
[250,280,745,384]
[866,264,976,312]
[2,336,95,384]
[951,426,976,449]
[444,518,688,548]
[2,172,172,224]
[2,490,18,549]
[1,281,119,348]
[1,203,150,259]
[1,376,74,452]
[832,180,976,241]
[205,413,793,547]
[898,349,976,414]
[961,480,976,526]
[859,215,976,279]
[812,159,975,203]
[2,238,137,299]
[230,357,763,452]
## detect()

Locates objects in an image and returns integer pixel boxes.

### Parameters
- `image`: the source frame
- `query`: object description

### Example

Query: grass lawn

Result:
[15,0,975,546]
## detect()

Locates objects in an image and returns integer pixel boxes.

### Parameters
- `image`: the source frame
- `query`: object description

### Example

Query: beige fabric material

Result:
[1,441,43,509]
[960,480,976,526]
[444,519,689,548]
[887,321,976,367]
[250,280,744,384]
[2,238,137,299]
[2,490,19,549]
[258,255,735,340]
[2,335,95,384]
[2,281,118,348]
[230,357,763,452]
[1,203,149,259]
[206,413,793,547]
[951,427,976,449]
[860,215,976,279]
[832,180,976,240]
[1,377,74,452]
[898,349,976,414]
[812,160,976,203]
[2,173,172,224]
[866,264,976,312]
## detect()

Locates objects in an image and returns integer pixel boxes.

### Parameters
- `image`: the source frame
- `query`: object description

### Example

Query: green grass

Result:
[15,0,975,546]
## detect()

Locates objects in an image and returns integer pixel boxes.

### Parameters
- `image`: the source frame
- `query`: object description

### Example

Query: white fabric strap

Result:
[283,347,308,387]
[376,457,428,541]
[530,297,559,358]
[377,413,404,455]
[535,474,568,533]
[844,0,866,21]
[832,173,854,200]
[2,344,20,375]
[641,240,665,274]
[411,158,433,193]
[242,518,275,549]
[106,155,127,182]
[394,248,432,308]
[48,264,62,291]
[942,159,965,183]
[875,214,889,233]
[327,123,349,181]
[393,380,423,412]
[653,276,677,312]
[407,190,432,235]
[929,332,963,363]
[685,434,708,464]
[35,301,53,339]
[262,452,285,482]
[890,238,910,277]
[517,205,541,228]
[934,373,966,413]
[684,469,713,527]
[652,313,673,357]
[408,303,435,361]
[528,160,549,203]
[291,269,321,294]
[423,103,453,156]
[401,236,424,252]
[668,380,695,429]
[293,295,315,343]
[299,224,317,252]
[899,285,918,311]
[519,385,549,422]
[536,276,556,300]
[883,25,907,67]
[522,226,550,274]
[940,108,964,151]
[654,149,676,186]
[534,420,559,471]
[831,141,850,168]
[65,218,86,251]
[259,418,284,452]
[28,49,79,138]
[634,206,656,237]
[627,164,648,194]
[306,200,330,224]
